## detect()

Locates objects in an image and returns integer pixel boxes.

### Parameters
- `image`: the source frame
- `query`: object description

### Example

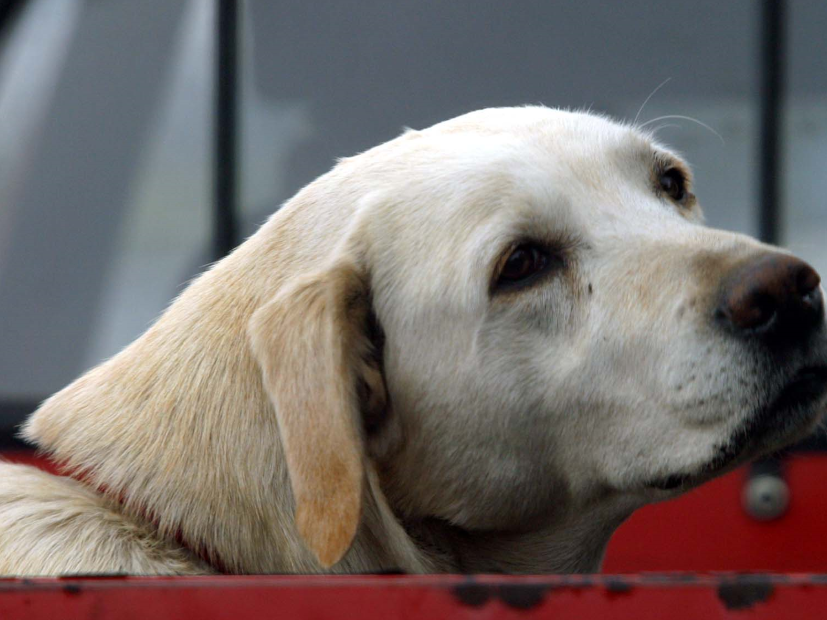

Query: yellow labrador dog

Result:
[2,107,826,575]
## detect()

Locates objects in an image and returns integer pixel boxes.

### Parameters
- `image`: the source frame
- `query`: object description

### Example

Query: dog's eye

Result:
[498,245,549,286]
[658,168,687,203]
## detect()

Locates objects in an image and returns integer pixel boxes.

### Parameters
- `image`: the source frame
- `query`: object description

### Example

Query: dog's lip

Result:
[763,365,827,419]
[648,365,827,492]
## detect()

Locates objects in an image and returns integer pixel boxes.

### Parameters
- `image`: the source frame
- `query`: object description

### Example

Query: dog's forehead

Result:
[427,106,625,137]
[411,108,669,210]
[369,108,673,243]
[424,106,650,158]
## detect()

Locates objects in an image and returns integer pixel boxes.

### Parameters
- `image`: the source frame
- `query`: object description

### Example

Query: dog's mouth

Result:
[650,365,827,491]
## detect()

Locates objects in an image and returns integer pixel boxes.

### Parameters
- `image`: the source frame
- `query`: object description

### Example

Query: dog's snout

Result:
[716,254,824,339]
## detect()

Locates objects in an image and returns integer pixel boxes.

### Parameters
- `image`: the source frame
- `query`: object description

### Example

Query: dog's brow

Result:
[653,151,692,182]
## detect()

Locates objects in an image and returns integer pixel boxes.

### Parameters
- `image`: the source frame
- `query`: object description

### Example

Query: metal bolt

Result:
[742,474,789,521]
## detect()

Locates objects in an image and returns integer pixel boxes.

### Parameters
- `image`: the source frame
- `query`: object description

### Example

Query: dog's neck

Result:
[410,497,637,574]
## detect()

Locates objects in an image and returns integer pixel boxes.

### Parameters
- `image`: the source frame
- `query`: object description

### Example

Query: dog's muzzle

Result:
[650,253,827,492]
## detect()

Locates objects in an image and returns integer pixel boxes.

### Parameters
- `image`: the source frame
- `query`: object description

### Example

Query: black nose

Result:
[716,254,824,341]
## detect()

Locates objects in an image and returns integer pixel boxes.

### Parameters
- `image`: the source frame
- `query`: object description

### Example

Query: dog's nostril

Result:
[745,294,778,332]
[716,291,777,333]
[797,263,821,296]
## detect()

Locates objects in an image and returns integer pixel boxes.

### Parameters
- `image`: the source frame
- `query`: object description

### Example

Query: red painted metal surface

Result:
[604,454,827,572]
[0,574,826,620]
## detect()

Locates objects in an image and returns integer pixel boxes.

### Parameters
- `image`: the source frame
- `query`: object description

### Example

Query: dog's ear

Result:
[248,252,386,568]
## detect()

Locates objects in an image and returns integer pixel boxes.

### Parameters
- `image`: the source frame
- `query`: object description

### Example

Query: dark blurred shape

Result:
[759,0,785,245]
[0,0,26,39]
[214,0,239,258]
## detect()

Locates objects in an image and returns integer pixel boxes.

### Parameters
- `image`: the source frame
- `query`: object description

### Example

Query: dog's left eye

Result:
[497,244,550,287]
[658,168,687,203]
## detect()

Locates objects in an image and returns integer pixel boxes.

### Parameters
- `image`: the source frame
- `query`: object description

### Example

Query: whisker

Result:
[638,114,726,145]
[650,123,681,135]
[633,77,672,126]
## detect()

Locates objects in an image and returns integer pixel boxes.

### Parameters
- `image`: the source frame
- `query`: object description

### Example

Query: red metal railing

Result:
[2,574,827,619]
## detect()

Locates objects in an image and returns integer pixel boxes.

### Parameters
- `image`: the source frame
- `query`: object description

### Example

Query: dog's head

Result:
[247,107,827,568]
[26,107,827,573]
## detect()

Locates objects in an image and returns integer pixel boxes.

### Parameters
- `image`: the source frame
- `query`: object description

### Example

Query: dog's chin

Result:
[649,366,827,493]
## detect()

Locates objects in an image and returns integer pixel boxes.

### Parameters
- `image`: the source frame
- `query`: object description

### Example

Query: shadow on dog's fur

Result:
[1,106,825,575]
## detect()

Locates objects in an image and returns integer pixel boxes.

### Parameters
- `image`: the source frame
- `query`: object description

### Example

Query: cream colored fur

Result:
[2,106,824,575]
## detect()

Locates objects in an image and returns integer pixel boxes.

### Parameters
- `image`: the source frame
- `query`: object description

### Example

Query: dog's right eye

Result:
[495,244,552,291]
[658,168,687,203]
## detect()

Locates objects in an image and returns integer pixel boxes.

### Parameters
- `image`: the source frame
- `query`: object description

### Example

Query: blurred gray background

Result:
[0,0,825,408]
